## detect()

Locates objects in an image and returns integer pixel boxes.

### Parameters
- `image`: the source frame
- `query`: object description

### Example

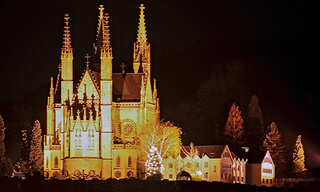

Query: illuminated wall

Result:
[43,4,159,179]
[163,145,247,183]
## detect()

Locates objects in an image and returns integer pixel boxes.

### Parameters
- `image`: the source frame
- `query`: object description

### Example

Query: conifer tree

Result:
[29,120,43,175]
[0,115,7,176]
[263,122,286,177]
[145,146,163,180]
[0,115,13,177]
[246,95,264,150]
[19,121,32,173]
[224,102,244,151]
[0,115,5,161]
[293,135,307,176]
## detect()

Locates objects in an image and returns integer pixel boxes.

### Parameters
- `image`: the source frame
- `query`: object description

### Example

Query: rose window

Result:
[123,124,133,136]
[115,171,121,178]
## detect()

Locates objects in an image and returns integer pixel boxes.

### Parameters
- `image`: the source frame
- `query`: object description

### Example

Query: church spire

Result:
[60,13,73,103]
[61,13,73,58]
[101,12,112,56]
[133,4,151,74]
[137,4,147,43]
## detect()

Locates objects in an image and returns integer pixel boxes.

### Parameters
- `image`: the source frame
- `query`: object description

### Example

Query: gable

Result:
[76,70,100,100]
[262,151,274,165]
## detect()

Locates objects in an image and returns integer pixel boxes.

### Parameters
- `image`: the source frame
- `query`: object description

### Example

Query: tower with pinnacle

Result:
[43,4,160,179]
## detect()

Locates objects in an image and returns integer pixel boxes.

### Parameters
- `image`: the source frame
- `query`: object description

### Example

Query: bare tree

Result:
[138,121,182,159]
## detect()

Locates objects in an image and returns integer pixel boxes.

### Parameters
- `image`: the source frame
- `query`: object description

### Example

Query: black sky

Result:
[0,0,319,167]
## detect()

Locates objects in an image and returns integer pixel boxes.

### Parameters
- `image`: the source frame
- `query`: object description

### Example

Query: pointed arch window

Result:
[128,156,132,167]
[116,156,121,167]
[46,157,49,169]
[54,156,58,168]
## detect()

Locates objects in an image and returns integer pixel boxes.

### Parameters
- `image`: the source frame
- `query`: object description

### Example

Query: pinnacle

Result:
[137,4,147,43]
[96,5,112,54]
[62,13,72,56]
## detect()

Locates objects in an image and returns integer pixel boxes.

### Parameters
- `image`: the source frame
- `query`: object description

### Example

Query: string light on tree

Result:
[145,146,164,180]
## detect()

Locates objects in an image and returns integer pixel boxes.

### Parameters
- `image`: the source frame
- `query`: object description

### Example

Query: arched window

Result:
[128,156,132,167]
[46,157,49,168]
[54,156,58,168]
[169,163,173,168]
[116,156,121,167]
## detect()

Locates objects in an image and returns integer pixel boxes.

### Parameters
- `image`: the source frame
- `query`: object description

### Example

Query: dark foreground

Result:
[0,177,319,192]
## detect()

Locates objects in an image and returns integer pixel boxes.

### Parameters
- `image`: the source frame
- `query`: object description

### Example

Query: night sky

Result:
[1,0,319,167]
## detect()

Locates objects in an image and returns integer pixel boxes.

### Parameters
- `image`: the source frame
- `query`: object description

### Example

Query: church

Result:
[43,4,160,179]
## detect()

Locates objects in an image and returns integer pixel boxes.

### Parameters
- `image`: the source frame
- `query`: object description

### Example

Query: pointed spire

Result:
[50,77,54,97]
[153,78,157,103]
[137,4,147,43]
[61,13,72,57]
[96,5,112,54]
[133,4,151,74]
[101,12,112,55]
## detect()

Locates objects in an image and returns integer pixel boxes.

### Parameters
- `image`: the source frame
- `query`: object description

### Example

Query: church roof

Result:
[112,73,142,102]
[92,71,143,102]
[183,145,227,158]
[54,69,143,103]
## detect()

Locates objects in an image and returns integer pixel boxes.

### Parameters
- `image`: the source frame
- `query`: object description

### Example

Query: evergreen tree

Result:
[0,115,5,161]
[29,120,43,175]
[145,146,163,180]
[245,95,264,150]
[0,115,7,176]
[0,115,13,177]
[293,135,307,176]
[19,120,32,174]
[224,102,244,151]
[263,122,286,177]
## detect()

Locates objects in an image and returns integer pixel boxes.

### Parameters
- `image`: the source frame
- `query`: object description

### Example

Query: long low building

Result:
[162,144,247,184]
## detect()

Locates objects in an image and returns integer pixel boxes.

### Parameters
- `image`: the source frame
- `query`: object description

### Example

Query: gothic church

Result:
[44,4,159,179]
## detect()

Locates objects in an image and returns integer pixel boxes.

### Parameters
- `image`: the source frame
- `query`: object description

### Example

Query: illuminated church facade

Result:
[43,4,159,179]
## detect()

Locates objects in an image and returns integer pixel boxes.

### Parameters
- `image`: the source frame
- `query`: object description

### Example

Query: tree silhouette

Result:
[29,120,43,175]
[224,102,244,151]
[263,122,286,177]
[0,115,13,177]
[245,95,264,150]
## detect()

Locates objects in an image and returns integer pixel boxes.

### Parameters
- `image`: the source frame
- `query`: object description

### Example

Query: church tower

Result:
[133,4,151,77]
[60,13,73,103]
[98,5,113,178]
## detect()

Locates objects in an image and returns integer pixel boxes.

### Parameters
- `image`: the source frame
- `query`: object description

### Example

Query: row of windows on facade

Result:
[116,156,133,167]
[46,155,133,169]
[75,132,95,137]
[74,139,95,148]
[262,178,273,185]
[221,173,245,183]
[168,162,209,169]
[262,168,272,174]
[45,156,59,169]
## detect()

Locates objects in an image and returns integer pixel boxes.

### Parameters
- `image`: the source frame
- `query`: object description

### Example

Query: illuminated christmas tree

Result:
[145,146,163,180]
[293,135,307,176]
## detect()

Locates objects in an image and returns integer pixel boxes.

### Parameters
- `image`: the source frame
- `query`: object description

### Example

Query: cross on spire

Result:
[85,54,90,65]
[98,5,104,20]
[85,53,90,70]
[120,63,126,74]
